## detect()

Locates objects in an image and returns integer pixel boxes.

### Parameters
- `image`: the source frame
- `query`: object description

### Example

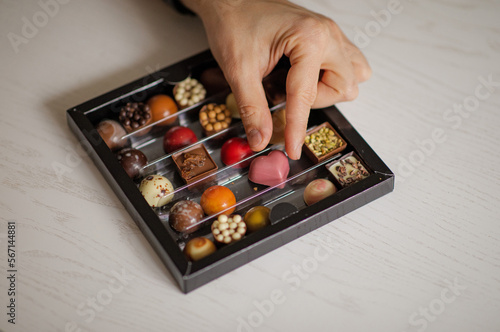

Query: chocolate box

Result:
[66,50,394,293]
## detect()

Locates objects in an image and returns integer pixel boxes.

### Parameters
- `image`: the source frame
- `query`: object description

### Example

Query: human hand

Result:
[182,0,371,159]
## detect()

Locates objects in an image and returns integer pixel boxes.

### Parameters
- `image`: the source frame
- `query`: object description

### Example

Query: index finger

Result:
[285,54,322,160]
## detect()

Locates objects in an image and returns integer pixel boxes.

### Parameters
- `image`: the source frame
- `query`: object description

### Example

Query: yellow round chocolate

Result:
[244,206,270,232]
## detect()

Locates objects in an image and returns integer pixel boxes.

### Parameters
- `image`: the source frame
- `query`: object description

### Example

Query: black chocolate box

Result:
[67,50,394,293]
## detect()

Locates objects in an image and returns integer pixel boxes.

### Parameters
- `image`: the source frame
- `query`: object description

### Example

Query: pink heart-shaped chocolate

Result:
[248,150,289,189]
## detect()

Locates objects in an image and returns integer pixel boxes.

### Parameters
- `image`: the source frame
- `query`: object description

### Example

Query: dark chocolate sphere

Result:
[169,200,204,233]
[116,148,147,178]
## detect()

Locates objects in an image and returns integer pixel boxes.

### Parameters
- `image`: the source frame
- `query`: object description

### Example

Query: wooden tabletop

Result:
[1,0,499,331]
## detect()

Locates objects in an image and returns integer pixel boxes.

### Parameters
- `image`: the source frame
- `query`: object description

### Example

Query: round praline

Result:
[163,126,198,153]
[116,148,147,178]
[244,206,270,232]
[220,137,254,168]
[147,94,178,126]
[303,179,337,206]
[139,175,174,208]
[200,185,236,216]
[184,237,216,261]
[199,67,229,96]
[169,200,204,233]
[96,119,128,151]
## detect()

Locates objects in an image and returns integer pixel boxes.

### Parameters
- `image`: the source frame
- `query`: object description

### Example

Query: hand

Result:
[182,0,371,159]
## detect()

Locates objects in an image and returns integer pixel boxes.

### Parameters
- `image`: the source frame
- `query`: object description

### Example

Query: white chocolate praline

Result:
[139,175,174,208]
[211,214,246,244]
[327,156,370,187]
[303,179,337,206]
[174,77,206,108]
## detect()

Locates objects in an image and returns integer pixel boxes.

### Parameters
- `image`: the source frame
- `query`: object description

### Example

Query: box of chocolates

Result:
[67,50,394,293]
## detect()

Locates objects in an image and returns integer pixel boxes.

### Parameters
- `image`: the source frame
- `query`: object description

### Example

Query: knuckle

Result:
[297,16,332,44]
[342,83,359,101]
[359,65,373,82]
[238,105,259,120]
[289,89,317,107]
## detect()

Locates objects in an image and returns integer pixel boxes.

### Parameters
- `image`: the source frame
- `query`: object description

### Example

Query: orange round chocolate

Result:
[200,185,236,216]
[147,94,178,126]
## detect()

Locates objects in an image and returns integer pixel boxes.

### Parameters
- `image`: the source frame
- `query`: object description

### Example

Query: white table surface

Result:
[1,0,499,331]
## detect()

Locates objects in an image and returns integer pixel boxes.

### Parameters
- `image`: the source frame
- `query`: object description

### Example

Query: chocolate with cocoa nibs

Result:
[118,102,152,135]
[326,154,370,188]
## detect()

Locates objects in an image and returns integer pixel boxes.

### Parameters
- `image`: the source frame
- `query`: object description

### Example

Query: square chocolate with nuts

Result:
[326,152,370,188]
[302,122,347,163]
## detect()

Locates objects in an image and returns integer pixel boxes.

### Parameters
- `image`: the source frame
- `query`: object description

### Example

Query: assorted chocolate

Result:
[116,148,147,178]
[199,103,232,136]
[199,67,229,96]
[147,94,178,126]
[169,200,204,233]
[119,102,152,135]
[139,175,174,208]
[211,214,247,244]
[303,179,337,206]
[303,122,347,163]
[200,185,236,216]
[163,126,198,153]
[184,237,216,261]
[244,206,270,233]
[220,137,254,168]
[174,77,206,109]
[96,119,128,151]
[96,65,371,263]
[326,154,370,187]
[248,150,289,189]
[172,144,218,184]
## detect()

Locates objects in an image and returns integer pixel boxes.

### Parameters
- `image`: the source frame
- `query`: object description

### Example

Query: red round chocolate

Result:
[163,126,198,153]
[220,137,254,168]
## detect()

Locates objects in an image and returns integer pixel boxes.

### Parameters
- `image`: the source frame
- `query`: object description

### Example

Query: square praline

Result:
[302,122,347,164]
[172,143,218,185]
[326,152,370,188]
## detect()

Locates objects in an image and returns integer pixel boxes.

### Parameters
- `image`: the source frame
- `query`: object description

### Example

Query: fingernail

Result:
[291,141,303,160]
[247,129,262,150]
